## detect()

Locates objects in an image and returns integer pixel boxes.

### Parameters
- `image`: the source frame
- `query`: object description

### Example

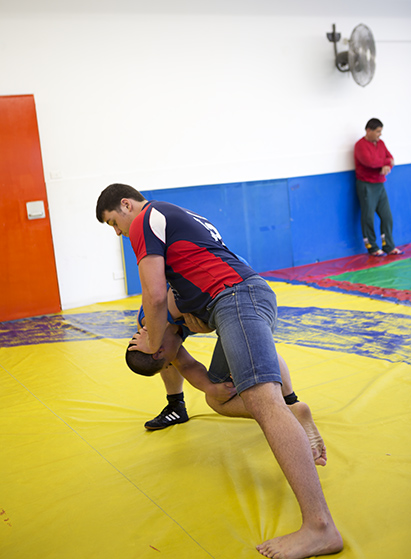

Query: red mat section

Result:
[261,243,411,304]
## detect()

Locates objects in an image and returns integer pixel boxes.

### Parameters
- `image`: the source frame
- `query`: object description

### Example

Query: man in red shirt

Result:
[354,118,403,256]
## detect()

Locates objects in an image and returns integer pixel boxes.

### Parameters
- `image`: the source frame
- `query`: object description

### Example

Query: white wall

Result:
[1,0,411,309]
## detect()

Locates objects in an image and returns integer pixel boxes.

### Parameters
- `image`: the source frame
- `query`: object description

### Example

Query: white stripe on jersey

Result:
[149,207,166,244]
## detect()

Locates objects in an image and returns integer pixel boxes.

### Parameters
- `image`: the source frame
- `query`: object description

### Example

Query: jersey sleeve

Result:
[129,204,167,264]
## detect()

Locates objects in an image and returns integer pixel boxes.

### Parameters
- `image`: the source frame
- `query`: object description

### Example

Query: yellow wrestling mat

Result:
[1,282,410,559]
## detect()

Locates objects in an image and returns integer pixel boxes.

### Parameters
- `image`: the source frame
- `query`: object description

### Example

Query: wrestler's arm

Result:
[172,346,236,403]
[137,254,168,353]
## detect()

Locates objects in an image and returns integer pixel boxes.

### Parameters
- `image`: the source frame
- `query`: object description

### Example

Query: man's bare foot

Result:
[256,522,343,559]
[289,402,327,466]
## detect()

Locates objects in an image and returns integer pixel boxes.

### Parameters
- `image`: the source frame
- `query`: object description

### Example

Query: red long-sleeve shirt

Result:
[354,137,394,183]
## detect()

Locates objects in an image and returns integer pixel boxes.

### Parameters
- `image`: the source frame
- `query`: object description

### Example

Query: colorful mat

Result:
[261,243,411,305]
[1,284,410,559]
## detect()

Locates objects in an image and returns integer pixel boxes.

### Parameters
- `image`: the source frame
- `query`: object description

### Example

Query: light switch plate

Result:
[26,200,46,220]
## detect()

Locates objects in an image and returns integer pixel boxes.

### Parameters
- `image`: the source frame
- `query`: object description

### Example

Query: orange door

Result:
[0,95,61,321]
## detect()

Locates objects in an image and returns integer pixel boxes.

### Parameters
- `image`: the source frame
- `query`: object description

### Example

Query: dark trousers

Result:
[356,179,395,254]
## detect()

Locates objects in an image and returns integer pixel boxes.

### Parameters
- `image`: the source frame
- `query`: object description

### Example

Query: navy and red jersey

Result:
[354,137,394,183]
[129,201,256,320]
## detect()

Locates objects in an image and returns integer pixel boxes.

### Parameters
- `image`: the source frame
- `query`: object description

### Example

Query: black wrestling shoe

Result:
[144,403,189,430]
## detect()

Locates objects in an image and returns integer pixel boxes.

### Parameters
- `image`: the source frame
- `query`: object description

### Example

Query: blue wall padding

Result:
[385,164,411,247]
[123,164,411,295]
[121,237,140,295]
[288,171,364,266]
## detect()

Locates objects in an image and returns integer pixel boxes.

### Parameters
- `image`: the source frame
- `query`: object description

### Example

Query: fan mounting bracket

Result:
[327,24,350,73]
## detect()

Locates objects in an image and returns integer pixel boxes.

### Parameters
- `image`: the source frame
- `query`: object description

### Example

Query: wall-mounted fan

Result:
[327,23,376,87]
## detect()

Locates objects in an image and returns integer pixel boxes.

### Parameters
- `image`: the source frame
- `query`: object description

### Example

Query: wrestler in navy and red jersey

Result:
[129,201,256,321]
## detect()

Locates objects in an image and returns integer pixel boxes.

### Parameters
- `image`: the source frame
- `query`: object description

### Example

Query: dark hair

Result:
[96,183,146,223]
[125,344,165,377]
[365,118,383,131]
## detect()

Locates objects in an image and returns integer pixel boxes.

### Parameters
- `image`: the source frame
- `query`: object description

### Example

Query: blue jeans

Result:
[206,275,282,394]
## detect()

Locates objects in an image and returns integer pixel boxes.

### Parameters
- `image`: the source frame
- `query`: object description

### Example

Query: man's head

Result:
[365,118,383,143]
[96,183,146,237]
[125,344,166,376]
[125,326,183,376]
